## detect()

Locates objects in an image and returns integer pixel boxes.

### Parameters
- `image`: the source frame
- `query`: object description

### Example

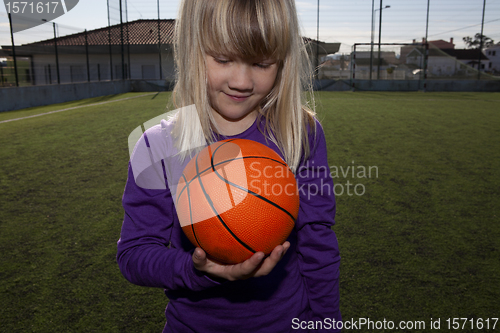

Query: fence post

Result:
[107,0,113,80]
[157,0,163,80]
[478,0,486,80]
[370,0,375,81]
[85,29,90,82]
[0,62,4,87]
[8,13,19,87]
[423,42,428,92]
[30,57,35,85]
[53,22,60,84]
[119,0,125,80]
[125,0,131,80]
[351,45,356,91]
[377,0,383,80]
[316,0,319,76]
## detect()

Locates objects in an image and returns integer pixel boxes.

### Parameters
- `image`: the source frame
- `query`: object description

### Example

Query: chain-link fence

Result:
[1,0,499,89]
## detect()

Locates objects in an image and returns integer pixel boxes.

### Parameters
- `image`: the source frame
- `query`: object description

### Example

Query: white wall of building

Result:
[485,44,500,72]
[32,52,175,85]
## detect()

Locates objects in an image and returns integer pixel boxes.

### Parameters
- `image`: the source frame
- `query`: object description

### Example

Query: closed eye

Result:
[214,57,231,64]
[254,62,275,69]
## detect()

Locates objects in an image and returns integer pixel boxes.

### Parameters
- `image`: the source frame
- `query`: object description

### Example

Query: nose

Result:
[228,63,253,92]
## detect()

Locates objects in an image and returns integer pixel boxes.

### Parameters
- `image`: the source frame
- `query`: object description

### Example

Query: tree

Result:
[463,33,494,49]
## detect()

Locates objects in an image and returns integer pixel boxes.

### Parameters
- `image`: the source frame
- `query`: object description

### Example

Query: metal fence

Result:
[1,0,499,89]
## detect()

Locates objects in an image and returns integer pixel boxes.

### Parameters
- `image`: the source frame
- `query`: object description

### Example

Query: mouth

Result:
[224,92,251,102]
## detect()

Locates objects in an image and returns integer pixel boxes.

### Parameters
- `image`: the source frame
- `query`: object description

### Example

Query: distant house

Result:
[405,45,490,77]
[1,19,339,86]
[321,57,349,71]
[318,55,350,79]
[351,51,396,73]
[484,43,500,73]
[429,38,455,50]
[406,47,457,76]
[400,38,455,65]
[442,49,490,72]
[354,51,397,64]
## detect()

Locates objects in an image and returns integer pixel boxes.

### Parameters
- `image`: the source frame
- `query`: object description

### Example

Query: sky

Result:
[1,0,499,55]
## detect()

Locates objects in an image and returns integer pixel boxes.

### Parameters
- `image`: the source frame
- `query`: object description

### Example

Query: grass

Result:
[1,91,499,332]
[317,92,500,331]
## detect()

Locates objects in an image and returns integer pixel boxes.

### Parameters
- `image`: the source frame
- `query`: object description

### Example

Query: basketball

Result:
[176,139,299,264]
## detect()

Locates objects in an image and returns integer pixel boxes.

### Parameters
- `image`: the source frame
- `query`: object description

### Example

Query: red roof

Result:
[25,19,175,46]
[429,39,455,50]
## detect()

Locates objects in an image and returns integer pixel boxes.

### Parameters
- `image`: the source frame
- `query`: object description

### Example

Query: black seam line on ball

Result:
[196,146,256,254]
[211,141,296,222]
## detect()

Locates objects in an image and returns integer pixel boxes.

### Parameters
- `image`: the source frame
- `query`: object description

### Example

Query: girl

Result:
[117,0,341,332]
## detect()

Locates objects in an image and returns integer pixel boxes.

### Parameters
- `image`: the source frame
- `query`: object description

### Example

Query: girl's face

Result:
[206,54,279,136]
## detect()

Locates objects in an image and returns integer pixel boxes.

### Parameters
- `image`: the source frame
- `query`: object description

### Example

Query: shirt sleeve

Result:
[295,121,341,332]
[116,127,218,292]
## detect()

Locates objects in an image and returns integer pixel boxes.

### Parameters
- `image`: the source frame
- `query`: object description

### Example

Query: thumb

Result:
[192,248,207,268]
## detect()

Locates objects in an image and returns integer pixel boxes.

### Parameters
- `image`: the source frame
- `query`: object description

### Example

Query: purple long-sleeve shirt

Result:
[117,117,341,332]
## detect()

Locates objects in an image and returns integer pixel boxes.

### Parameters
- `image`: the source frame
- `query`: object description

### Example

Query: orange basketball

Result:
[176,139,299,264]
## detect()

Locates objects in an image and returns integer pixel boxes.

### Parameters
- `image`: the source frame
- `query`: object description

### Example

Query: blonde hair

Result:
[172,0,316,172]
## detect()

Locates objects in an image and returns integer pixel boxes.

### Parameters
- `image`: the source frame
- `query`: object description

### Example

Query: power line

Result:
[428,18,500,38]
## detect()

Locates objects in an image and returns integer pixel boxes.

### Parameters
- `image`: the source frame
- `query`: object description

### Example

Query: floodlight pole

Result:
[425,0,430,42]
[372,3,390,80]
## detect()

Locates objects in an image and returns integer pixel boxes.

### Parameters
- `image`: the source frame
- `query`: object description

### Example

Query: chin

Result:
[218,106,255,120]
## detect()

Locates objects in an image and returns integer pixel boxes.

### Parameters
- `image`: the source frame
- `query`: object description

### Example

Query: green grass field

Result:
[1,92,499,332]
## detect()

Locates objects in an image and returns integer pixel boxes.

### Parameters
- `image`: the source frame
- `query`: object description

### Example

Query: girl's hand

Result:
[192,242,290,282]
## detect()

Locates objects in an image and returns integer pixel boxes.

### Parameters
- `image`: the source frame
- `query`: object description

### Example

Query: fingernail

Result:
[256,252,265,261]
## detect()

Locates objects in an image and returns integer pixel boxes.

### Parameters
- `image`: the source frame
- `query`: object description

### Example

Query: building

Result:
[406,48,455,76]
[403,36,491,77]
[349,51,398,79]
[1,19,176,85]
[1,19,340,86]
[484,43,500,73]
[442,49,490,72]
[400,38,455,65]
